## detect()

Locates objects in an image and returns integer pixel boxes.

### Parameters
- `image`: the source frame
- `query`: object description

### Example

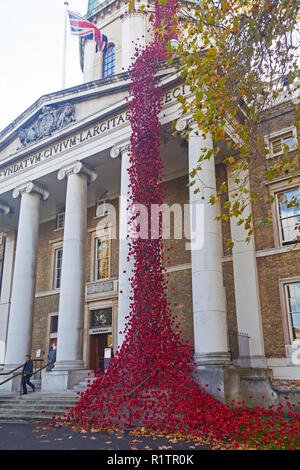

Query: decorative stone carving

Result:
[110,141,130,159]
[175,116,192,132]
[57,161,98,183]
[18,103,76,148]
[12,181,49,201]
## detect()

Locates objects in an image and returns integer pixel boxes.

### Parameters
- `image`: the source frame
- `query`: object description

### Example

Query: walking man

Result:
[21,355,36,395]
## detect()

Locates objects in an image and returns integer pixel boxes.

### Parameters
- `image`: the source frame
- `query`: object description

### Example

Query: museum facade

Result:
[0,0,299,393]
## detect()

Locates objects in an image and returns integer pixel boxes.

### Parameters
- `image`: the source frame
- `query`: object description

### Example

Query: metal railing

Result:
[0,360,54,395]
[228,330,251,368]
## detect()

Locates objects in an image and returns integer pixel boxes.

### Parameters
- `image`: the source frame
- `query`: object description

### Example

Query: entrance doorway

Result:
[89,333,112,372]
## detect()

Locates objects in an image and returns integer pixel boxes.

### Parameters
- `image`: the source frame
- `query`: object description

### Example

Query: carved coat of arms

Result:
[18,103,76,148]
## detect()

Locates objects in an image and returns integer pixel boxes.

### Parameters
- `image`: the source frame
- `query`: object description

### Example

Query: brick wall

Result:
[32,175,195,357]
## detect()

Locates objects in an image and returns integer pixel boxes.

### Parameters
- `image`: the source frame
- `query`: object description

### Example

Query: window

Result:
[264,126,297,159]
[102,44,115,78]
[90,308,112,328]
[286,283,300,341]
[50,315,59,334]
[277,188,300,245]
[88,0,99,12]
[56,211,65,230]
[96,199,108,218]
[49,314,58,350]
[95,237,110,280]
[54,248,63,289]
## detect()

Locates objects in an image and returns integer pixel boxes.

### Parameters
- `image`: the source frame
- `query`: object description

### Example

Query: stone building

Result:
[0,0,299,395]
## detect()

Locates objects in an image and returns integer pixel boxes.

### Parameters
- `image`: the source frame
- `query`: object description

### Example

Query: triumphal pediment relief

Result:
[18,103,76,149]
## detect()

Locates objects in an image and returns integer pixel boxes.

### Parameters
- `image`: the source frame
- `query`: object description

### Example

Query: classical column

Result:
[55,161,97,370]
[4,182,49,368]
[121,11,146,71]
[188,127,230,365]
[227,164,266,368]
[0,231,16,365]
[110,143,133,347]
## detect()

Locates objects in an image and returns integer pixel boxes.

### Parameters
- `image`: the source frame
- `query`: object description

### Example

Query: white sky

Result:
[0,0,88,132]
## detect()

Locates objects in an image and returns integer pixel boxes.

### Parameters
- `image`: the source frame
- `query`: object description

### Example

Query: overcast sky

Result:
[0,0,88,131]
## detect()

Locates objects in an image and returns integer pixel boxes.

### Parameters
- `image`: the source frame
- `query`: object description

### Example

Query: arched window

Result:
[102,44,115,78]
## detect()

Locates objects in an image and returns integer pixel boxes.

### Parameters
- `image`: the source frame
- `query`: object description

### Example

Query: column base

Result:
[192,361,273,404]
[53,360,85,370]
[194,352,231,366]
[41,366,88,392]
[249,355,268,369]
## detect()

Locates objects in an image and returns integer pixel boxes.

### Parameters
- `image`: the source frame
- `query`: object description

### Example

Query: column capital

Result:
[12,181,49,201]
[57,161,97,183]
[0,200,12,215]
[110,141,131,159]
[175,115,193,132]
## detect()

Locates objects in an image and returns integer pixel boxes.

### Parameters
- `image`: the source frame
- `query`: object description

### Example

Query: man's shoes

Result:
[32,387,36,392]
[21,392,27,395]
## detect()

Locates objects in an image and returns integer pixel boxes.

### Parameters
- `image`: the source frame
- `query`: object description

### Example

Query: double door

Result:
[89,333,112,372]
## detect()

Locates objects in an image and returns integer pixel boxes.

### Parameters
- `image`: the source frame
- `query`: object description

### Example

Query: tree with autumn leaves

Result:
[160,0,300,248]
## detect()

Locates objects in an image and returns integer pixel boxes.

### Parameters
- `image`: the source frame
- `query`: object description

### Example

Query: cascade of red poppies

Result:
[57,1,300,448]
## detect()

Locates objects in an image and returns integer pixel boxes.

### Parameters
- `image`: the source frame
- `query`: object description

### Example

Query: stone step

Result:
[0,402,75,410]
[272,366,300,380]
[72,375,98,392]
[0,391,80,422]
[0,397,78,404]
[0,413,63,422]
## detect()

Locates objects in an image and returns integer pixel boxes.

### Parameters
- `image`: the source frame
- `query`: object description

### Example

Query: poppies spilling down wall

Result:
[57,1,300,449]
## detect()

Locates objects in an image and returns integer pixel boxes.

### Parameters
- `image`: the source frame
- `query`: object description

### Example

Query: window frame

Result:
[53,247,63,290]
[55,210,65,230]
[102,43,115,79]
[268,177,300,248]
[95,199,108,218]
[285,282,300,342]
[94,235,111,281]
[46,312,59,355]
[264,125,297,159]
[275,187,300,246]
[90,307,113,329]
[279,277,300,346]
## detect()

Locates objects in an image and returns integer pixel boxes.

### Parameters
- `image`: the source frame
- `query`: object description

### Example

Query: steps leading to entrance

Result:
[0,393,78,422]
[72,374,98,392]
[0,373,100,423]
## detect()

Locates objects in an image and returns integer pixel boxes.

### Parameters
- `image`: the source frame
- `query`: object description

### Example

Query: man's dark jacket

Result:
[22,360,33,377]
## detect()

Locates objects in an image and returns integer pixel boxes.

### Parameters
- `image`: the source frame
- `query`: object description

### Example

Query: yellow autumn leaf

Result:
[128,0,135,11]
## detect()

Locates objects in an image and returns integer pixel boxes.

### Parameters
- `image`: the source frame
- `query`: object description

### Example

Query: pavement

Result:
[0,421,211,452]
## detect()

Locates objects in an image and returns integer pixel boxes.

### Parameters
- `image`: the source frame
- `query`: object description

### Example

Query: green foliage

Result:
[162,0,300,247]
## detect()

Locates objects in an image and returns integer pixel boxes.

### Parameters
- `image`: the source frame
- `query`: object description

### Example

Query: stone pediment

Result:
[0,67,183,169]
[18,103,76,149]
[0,71,134,163]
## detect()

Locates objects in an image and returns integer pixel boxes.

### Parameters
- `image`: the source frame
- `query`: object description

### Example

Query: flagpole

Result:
[62,1,69,89]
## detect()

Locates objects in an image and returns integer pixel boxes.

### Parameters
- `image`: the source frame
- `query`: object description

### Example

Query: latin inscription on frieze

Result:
[0,84,187,181]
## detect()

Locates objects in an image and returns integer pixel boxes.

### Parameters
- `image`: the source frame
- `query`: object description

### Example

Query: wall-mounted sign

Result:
[89,327,112,335]
[104,347,112,359]
[87,280,114,296]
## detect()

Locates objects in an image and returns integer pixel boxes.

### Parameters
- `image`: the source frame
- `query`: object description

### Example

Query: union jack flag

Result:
[68,10,108,53]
